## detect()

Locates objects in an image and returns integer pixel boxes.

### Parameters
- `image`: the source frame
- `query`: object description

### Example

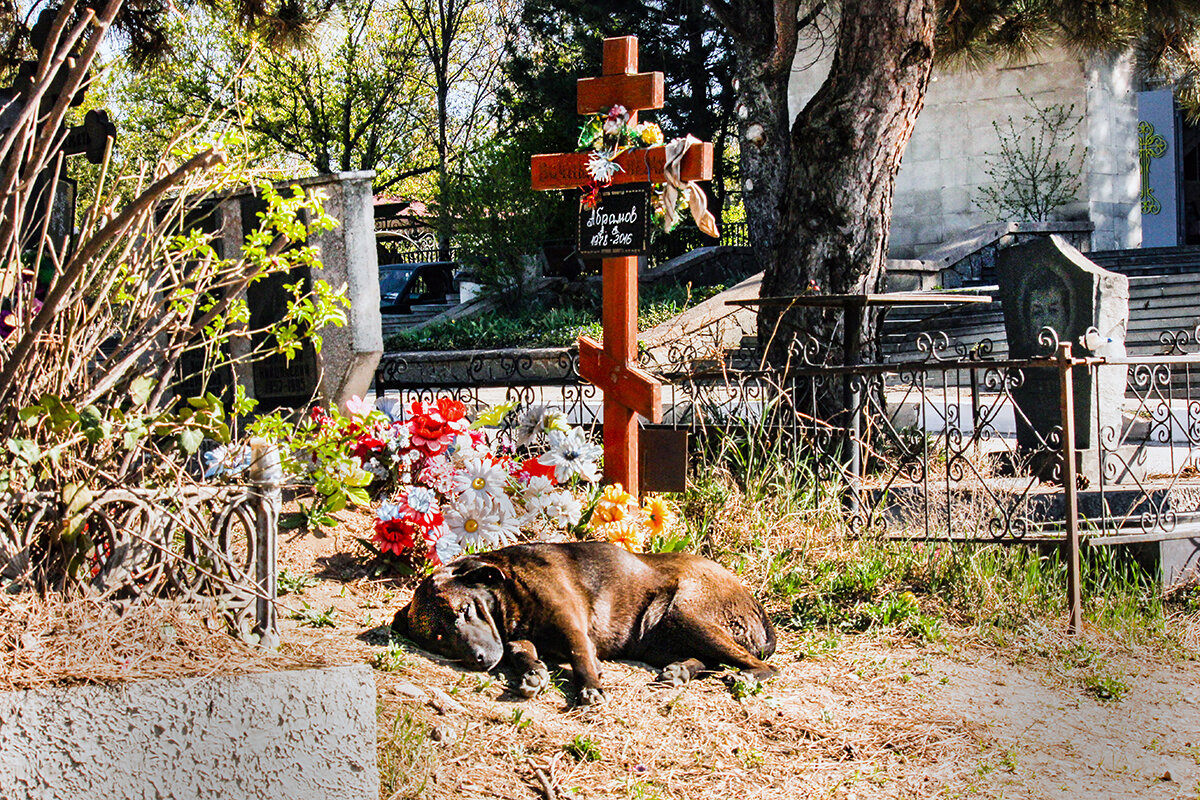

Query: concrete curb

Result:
[0,664,379,800]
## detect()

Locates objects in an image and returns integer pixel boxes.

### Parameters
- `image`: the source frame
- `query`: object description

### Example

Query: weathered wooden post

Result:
[530,35,713,496]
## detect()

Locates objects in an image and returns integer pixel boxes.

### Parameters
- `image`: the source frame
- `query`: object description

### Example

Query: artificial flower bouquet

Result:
[213,395,682,570]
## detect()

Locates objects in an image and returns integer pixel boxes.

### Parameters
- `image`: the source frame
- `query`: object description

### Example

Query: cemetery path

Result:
[277,520,1200,800]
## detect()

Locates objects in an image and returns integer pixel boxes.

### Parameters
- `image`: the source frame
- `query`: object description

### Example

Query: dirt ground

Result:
[277,520,1200,800]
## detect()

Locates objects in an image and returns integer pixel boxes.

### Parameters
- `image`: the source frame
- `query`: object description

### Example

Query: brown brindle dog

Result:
[392,541,776,705]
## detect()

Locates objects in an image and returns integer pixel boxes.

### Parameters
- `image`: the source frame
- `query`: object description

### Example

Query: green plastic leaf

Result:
[472,401,517,429]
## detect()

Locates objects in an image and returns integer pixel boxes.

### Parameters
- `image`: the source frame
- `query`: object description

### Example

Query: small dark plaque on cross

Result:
[577,185,650,256]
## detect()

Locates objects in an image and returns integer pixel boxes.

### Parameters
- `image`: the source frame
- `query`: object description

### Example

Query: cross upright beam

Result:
[531,35,713,497]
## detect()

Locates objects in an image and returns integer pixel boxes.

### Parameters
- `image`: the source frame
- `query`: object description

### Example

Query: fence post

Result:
[249,439,282,647]
[1057,343,1083,634]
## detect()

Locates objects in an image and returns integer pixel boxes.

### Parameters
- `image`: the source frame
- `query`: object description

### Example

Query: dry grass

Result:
[0,592,323,691]
[366,634,986,800]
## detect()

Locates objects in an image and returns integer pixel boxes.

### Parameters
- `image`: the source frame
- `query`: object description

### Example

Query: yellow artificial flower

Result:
[602,483,634,506]
[602,520,646,552]
[640,122,664,146]
[593,482,637,525]
[642,495,675,538]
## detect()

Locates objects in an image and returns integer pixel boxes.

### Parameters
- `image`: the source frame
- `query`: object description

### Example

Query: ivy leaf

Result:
[79,405,110,444]
[178,428,204,454]
[129,376,156,407]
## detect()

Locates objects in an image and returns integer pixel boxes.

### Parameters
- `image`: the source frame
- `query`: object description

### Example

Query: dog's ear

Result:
[391,602,411,637]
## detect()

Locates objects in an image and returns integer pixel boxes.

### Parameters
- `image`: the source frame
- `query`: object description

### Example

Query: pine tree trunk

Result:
[759,0,935,374]
[733,40,791,276]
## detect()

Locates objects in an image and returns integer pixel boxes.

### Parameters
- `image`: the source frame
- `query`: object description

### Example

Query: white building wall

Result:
[787,45,1141,258]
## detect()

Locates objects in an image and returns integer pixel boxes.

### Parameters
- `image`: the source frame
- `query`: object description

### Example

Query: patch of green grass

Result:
[1082,668,1130,702]
[290,602,338,628]
[510,708,532,729]
[372,639,414,672]
[564,734,602,762]
[727,672,765,700]
[277,568,318,596]
[378,708,437,798]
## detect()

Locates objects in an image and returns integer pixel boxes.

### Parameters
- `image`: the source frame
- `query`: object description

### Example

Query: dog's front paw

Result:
[577,686,606,706]
[657,662,693,688]
[514,663,550,698]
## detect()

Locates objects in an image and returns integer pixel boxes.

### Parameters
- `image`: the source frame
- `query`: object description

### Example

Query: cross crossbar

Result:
[530,144,713,192]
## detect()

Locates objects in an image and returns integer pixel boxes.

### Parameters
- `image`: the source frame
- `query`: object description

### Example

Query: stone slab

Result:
[0,665,378,800]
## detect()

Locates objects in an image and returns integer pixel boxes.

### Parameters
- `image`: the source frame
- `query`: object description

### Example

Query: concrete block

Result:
[0,665,379,800]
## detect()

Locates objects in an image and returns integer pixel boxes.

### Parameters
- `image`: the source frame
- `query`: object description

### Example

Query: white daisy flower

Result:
[523,475,555,499]
[538,428,602,483]
[453,457,509,504]
[446,495,503,549]
[547,491,583,528]
[494,511,522,546]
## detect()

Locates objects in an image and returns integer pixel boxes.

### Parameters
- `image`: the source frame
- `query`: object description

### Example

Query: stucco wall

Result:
[788,42,1141,258]
[0,665,379,800]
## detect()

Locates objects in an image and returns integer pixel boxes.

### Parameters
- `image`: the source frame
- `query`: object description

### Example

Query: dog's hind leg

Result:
[504,639,550,698]
[654,616,776,681]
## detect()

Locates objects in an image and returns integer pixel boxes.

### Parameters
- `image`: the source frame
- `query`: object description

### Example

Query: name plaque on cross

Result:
[531,35,713,497]
[578,185,649,256]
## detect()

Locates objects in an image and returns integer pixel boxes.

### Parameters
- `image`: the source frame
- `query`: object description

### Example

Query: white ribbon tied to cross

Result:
[661,135,719,239]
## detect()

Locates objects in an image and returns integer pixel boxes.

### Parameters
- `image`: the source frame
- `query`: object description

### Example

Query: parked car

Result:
[379,261,456,313]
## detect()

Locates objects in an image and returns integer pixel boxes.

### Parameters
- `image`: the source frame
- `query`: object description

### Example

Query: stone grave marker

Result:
[997,235,1129,483]
[203,172,381,413]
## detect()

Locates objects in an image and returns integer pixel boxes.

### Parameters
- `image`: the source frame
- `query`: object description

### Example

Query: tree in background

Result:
[103,0,441,194]
[706,0,1200,370]
[499,0,739,263]
[397,0,515,258]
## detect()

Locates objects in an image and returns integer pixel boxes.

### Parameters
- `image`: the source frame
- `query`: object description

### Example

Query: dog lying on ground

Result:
[392,541,776,705]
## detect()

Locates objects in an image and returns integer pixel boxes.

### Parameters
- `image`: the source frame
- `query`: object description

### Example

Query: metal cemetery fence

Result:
[0,456,281,643]
[378,327,1200,627]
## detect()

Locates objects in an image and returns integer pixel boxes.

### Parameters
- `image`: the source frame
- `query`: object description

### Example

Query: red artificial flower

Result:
[373,517,421,556]
[520,456,558,484]
[352,432,386,462]
[408,398,469,456]
[581,180,602,209]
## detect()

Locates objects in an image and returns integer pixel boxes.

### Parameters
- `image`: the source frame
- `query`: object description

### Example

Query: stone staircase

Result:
[381,300,459,339]
[879,246,1200,361]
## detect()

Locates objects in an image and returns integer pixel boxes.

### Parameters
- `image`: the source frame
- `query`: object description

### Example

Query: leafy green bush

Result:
[384,282,725,351]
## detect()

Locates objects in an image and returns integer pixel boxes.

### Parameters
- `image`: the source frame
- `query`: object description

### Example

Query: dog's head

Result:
[392,557,507,670]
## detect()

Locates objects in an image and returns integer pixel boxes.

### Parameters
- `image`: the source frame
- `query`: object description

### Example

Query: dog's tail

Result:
[753,603,777,660]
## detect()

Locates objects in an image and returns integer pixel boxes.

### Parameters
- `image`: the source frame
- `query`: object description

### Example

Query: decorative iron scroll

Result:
[0,483,279,642]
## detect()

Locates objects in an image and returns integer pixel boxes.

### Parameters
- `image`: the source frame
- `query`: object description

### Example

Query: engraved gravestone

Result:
[997,235,1129,483]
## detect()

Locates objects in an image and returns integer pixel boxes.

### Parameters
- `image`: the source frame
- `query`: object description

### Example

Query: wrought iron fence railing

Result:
[0,452,281,643]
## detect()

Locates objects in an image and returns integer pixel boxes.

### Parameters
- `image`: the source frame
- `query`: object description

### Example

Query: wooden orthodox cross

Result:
[531,35,712,497]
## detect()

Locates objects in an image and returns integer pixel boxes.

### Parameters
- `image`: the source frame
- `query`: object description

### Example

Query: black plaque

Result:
[577,184,650,257]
